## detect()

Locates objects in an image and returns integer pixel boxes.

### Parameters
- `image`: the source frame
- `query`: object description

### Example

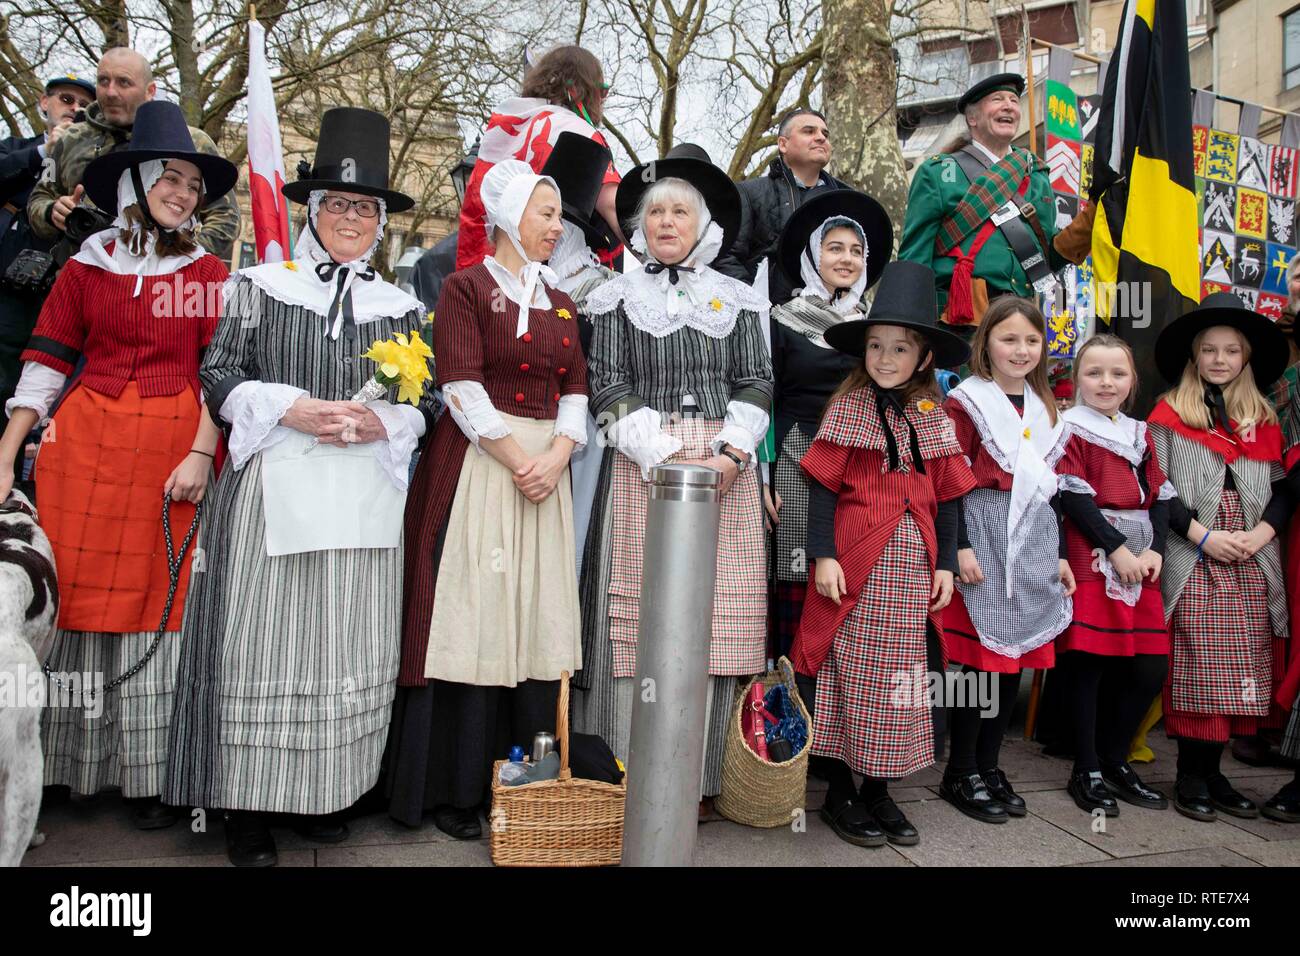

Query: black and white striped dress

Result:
[164,277,432,815]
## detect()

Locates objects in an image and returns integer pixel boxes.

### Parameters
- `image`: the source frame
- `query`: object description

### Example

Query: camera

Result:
[64,205,114,245]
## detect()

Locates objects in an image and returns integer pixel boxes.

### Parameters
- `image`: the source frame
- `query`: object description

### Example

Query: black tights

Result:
[1175,738,1225,782]
[795,671,895,806]
[944,667,1022,777]
[1062,651,1167,774]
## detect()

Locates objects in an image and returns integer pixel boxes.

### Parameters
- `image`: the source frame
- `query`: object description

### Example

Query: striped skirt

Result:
[164,451,402,816]
[41,629,180,798]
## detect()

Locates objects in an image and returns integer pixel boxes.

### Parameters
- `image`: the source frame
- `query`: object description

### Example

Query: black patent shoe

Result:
[939,772,1009,824]
[1173,777,1217,823]
[291,813,350,843]
[868,797,920,846]
[819,795,887,847]
[126,796,180,831]
[225,811,278,867]
[432,805,482,840]
[1068,770,1119,817]
[980,768,1027,816]
[1101,762,1168,810]
[1261,783,1300,823]
[1207,774,1259,819]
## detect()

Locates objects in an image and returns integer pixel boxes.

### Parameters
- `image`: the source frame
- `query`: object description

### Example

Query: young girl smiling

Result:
[792,260,975,847]
[940,297,1075,824]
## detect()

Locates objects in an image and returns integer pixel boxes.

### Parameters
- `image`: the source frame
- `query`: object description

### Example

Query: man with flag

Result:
[898,72,1096,330]
[1089,0,1199,413]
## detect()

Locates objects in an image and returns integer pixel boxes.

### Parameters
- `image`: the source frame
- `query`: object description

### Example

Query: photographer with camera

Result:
[27,48,240,267]
[1,74,97,481]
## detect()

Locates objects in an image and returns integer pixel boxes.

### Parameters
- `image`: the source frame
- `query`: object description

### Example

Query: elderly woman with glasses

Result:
[164,108,436,867]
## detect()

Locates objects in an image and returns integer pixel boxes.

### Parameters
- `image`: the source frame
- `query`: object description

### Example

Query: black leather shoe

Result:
[939,772,1009,824]
[433,805,482,840]
[1261,783,1300,823]
[1101,762,1168,810]
[980,768,1027,816]
[1067,770,1119,817]
[291,813,350,843]
[225,811,278,867]
[126,796,180,831]
[819,795,887,847]
[1173,777,1217,823]
[1207,774,1259,819]
[868,797,919,846]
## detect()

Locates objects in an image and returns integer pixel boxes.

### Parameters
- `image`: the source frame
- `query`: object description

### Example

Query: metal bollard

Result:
[622,463,722,867]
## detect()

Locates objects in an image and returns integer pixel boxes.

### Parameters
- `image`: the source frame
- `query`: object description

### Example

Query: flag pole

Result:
[1023,7,1038,158]
[249,3,257,21]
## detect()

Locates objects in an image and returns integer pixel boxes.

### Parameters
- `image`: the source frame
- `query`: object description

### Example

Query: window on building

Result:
[1287,8,1300,91]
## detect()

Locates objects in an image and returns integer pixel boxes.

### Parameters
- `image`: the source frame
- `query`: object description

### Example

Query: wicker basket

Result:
[715,656,812,828]
[489,670,627,867]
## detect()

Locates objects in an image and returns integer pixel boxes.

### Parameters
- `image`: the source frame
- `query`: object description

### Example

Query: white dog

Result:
[0,490,58,867]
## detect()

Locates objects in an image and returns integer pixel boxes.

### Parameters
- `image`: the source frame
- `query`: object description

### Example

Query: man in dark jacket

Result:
[713,108,846,305]
[1,74,96,478]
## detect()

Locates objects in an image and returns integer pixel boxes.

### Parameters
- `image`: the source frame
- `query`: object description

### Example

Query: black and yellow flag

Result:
[1090,0,1199,412]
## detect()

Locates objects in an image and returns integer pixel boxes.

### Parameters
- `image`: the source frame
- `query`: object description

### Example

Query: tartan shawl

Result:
[934,146,1035,254]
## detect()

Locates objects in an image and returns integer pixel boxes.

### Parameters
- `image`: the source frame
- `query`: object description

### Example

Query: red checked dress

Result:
[792,388,976,777]
[1056,428,1170,656]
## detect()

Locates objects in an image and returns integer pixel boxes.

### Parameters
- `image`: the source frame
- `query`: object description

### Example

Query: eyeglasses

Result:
[321,195,380,218]
[599,82,611,100]
[51,92,92,109]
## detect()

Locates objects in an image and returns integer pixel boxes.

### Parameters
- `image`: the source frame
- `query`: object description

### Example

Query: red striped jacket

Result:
[22,249,228,398]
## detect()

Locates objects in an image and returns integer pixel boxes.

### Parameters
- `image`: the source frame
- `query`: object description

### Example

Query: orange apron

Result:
[34,381,200,633]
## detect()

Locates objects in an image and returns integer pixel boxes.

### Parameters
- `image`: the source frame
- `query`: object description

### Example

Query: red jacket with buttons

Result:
[22,249,229,398]
[399,263,589,686]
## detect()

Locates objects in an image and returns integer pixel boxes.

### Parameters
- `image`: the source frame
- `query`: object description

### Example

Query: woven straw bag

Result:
[715,656,812,828]
[489,670,627,866]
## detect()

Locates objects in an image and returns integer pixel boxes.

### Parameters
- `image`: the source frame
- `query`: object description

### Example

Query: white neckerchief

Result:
[950,375,1065,598]
[628,217,724,317]
[796,215,868,316]
[72,162,204,295]
[1062,404,1145,468]
[483,255,555,311]
[234,189,420,333]
[481,159,560,338]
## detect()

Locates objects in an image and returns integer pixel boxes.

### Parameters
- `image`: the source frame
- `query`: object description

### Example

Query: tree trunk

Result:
[821,0,907,246]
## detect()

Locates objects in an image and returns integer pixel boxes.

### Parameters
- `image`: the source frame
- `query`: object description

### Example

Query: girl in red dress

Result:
[1054,334,1173,816]
[792,260,975,848]
[940,296,1076,824]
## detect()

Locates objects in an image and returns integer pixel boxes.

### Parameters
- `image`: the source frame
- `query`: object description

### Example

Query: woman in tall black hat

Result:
[164,107,434,865]
[390,158,590,839]
[789,260,975,846]
[574,144,773,809]
[1146,292,1294,822]
[0,100,235,829]
[768,188,891,657]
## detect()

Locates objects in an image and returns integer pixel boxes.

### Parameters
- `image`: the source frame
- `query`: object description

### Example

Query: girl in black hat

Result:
[0,100,235,831]
[768,190,892,659]
[791,260,975,846]
[575,150,772,811]
[1147,293,1295,822]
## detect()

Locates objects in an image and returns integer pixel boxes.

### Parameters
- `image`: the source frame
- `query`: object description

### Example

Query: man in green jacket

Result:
[27,47,240,263]
[899,73,1092,328]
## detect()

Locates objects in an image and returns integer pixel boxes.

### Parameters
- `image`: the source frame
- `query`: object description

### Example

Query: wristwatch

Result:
[720,448,745,469]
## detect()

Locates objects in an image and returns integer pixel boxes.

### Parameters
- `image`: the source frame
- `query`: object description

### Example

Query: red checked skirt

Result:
[607,417,767,679]
[1164,490,1276,741]
[1058,520,1169,656]
[34,382,199,633]
[811,514,936,777]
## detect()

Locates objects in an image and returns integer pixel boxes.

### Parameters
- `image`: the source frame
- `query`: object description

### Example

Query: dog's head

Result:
[0,490,58,659]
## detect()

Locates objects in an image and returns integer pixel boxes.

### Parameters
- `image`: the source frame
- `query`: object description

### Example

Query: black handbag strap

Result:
[952,147,1055,290]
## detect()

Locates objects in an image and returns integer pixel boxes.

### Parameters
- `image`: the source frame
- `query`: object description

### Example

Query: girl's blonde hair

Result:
[1072,333,1139,413]
[1162,325,1278,430]
[968,296,1057,425]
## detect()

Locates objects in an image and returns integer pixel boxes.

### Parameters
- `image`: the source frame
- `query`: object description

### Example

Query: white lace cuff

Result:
[220,381,308,470]
[6,362,67,421]
[711,400,769,464]
[1057,473,1097,496]
[555,394,589,447]
[1157,479,1178,501]
[607,405,682,479]
[442,380,510,453]
[364,401,424,491]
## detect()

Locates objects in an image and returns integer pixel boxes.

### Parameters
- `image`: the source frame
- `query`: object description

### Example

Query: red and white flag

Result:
[246,18,291,263]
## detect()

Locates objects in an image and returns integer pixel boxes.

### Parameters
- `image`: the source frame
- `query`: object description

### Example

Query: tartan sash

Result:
[934,147,1034,254]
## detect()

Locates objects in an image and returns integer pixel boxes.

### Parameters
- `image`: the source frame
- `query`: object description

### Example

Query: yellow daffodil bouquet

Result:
[305,331,434,452]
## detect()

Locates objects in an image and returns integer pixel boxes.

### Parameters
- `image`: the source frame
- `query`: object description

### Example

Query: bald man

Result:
[28,47,240,260]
